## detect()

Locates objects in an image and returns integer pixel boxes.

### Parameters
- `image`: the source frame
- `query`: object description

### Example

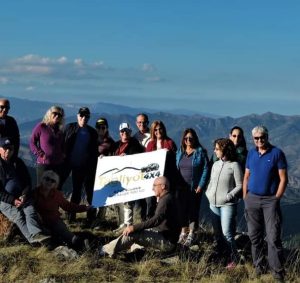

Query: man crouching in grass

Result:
[99,176,180,257]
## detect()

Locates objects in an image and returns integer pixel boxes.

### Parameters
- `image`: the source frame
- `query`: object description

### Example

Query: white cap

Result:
[119,122,131,131]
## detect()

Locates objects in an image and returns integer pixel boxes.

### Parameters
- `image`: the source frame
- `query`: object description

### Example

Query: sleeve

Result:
[133,197,167,231]
[30,123,44,157]
[11,117,20,158]
[277,150,288,170]
[198,150,209,188]
[228,162,243,198]
[56,191,88,213]
[0,175,15,205]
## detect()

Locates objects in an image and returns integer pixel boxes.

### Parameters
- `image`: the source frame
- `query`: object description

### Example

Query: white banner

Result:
[92,150,167,207]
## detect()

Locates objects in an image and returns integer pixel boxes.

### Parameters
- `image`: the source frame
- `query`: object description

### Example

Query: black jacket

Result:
[0,157,31,205]
[63,122,98,168]
[133,192,180,243]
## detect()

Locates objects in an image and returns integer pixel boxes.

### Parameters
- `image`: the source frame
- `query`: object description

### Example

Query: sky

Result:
[1,0,300,117]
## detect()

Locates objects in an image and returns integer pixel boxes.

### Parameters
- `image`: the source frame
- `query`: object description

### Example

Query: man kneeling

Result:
[100,176,180,257]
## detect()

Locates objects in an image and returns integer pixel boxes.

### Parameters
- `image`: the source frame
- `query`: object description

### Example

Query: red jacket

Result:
[34,186,87,224]
[146,138,177,152]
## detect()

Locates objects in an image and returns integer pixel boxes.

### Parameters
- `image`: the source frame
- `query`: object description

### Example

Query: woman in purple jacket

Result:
[30,106,65,187]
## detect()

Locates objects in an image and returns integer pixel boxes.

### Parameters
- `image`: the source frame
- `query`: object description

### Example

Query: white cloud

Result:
[25,86,36,91]
[142,63,156,72]
[10,65,51,74]
[0,77,8,84]
[57,56,68,64]
[74,58,83,66]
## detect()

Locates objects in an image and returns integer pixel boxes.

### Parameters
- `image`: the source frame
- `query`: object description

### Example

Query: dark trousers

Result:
[244,193,284,275]
[62,165,95,205]
[178,188,202,231]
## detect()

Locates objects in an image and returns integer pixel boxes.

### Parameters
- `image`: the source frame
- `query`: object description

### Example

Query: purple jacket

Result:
[30,123,64,165]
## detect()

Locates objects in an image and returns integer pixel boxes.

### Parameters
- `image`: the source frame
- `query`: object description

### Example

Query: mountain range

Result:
[5,97,300,240]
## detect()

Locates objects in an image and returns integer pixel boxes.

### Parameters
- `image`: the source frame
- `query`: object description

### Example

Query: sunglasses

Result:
[43,176,57,184]
[52,112,63,118]
[184,137,194,142]
[254,135,266,141]
[79,113,90,118]
[0,105,10,111]
[97,125,107,130]
[154,128,162,132]
[120,129,130,134]
[231,134,241,138]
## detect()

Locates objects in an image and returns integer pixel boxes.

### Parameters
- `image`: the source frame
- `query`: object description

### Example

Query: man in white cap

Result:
[113,122,144,233]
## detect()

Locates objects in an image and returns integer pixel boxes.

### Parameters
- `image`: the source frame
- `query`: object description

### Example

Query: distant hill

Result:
[13,97,300,240]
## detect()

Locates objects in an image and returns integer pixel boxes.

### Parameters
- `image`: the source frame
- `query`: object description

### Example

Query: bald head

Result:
[152,176,170,198]
[0,99,10,118]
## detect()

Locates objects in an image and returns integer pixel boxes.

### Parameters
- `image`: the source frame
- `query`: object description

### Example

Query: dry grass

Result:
[0,213,299,283]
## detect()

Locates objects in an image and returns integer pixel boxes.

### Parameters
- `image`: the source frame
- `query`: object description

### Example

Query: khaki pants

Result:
[102,229,175,257]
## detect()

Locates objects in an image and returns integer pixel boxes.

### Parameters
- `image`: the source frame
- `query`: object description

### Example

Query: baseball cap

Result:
[96,117,108,128]
[78,107,90,116]
[119,122,131,132]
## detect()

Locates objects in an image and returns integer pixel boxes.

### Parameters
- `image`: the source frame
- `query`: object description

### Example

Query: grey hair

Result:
[42,106,65,129]
[252,125,269,137]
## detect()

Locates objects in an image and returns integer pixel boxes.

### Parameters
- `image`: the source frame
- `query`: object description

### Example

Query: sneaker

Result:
[177,233,188,245]
[183,233,195,247]
[31,233,51,244]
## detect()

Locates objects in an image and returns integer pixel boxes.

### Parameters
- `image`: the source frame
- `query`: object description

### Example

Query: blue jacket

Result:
[176,147,209,190]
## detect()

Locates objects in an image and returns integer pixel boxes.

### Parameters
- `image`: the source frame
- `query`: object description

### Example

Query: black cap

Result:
[0,137,13,148]
[78,107,90,115]
[96,117,108,128]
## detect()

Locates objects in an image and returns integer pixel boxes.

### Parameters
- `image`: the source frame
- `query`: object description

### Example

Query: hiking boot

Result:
[177,233,188,245]
[31,233,51,244]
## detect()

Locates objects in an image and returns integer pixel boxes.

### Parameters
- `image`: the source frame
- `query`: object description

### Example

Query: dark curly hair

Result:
[214,138,237,162]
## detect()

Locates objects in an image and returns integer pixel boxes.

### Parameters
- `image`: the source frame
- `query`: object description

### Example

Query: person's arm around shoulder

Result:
[243,168,250,199]
[276,168,288,199]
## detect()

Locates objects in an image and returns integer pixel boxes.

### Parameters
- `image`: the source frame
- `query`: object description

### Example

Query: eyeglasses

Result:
[254,136,266,141]
[0,105,10,111]
[97,125,107,130]
[214,147,221,151]
[154,128,162,132]
[184,137,194,142]
[52,112,63,118]
[153,183,162,187]
[43,176,57,184]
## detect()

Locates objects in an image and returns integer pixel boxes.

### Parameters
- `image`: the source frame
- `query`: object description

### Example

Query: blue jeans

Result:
[210,204,238,257]
[0,200,43,243]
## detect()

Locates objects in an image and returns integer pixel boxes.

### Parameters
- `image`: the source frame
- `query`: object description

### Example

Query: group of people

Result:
[0,98,288,282]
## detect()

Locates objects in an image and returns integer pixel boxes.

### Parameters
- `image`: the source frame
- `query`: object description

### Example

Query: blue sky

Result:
[1,0,300,117]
